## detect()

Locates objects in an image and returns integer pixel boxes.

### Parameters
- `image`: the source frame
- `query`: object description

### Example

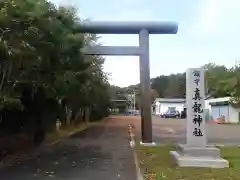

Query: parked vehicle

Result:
[161,110,180,118]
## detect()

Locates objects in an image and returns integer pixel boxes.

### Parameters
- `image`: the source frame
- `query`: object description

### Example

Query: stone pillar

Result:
[139,29,154,145]
[170,68,229,168]
[185,68,206,146]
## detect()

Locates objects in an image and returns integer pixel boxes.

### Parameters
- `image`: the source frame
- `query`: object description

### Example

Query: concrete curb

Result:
[41,125,90,148]
[128,124,144,180]
[48,127,88,146]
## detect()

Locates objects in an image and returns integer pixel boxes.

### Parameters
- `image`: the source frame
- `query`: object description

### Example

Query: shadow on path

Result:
[0,120,136,180]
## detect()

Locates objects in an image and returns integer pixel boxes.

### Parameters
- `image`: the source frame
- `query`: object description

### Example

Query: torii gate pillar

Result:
[77,21,178,144]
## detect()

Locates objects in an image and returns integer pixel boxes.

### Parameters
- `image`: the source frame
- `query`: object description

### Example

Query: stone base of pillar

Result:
[170,144,229,168]
[140,141,156,146]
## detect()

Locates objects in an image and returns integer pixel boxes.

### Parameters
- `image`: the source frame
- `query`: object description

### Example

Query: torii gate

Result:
[77,21,178,144]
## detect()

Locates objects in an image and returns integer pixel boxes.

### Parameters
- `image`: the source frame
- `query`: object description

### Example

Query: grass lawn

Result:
[136,145,240,180]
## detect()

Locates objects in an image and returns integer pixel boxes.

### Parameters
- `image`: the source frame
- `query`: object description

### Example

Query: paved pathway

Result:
[133,116,240,146]
[0,117,137,180]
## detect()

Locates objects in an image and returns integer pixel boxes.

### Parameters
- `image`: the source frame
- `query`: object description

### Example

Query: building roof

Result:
[155,98,186,103]
[209,101,229,106]
[207,97,236,106]
[206,97,231,103]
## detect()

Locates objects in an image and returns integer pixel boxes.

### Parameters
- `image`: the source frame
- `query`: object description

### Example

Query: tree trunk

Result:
[73,108,82,124]
[6,62,12,82]
[0,69,6,92]
[84,106,91,122]
[78,108,83,121]
[0,62,12,93]
[65,105,72,126]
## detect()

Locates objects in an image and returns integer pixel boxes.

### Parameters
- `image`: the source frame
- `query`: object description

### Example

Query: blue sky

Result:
[50,0,240,87]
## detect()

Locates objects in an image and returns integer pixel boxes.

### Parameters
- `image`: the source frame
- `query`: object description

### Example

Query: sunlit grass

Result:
[136,144,240,180]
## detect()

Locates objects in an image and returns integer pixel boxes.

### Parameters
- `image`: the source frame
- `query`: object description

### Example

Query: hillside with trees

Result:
[150,63,240,100]
[111,63,240,108]
[0,0,111,157]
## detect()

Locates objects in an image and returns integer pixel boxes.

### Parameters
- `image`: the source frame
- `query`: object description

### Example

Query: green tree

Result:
[0,0,110,142]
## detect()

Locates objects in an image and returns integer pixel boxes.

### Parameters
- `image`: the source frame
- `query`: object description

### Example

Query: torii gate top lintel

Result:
[77,21,178,34]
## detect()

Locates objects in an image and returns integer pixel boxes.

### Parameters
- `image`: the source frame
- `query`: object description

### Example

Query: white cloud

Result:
[48,0,74,5]
[191,0,240,36]
[118,9,156,21]
[191,0,218,35]
[103,56,139,87]
[112,0,143,7]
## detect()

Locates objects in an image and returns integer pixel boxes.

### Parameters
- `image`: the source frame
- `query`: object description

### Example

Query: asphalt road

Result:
[130,116,240,145]
[0,117,137,180]
[2,115,239,180]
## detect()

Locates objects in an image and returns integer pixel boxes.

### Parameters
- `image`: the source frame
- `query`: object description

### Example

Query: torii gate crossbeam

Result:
[77,21,178,144]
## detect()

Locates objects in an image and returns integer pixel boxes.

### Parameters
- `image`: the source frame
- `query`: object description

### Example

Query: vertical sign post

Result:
[186,68,206,146]
[170,68,229,168]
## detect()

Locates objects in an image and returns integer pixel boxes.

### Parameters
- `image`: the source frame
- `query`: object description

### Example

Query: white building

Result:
[205,97,240,123]
[154,98,186,116]
[153,96,240,123]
